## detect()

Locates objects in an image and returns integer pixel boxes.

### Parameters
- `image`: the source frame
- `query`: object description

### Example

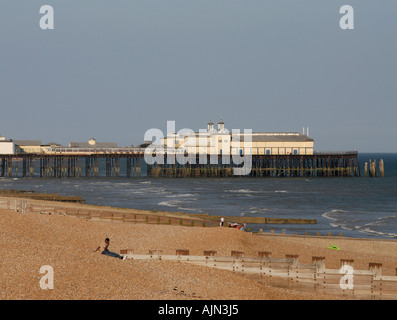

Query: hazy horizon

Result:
[1,1,396,153]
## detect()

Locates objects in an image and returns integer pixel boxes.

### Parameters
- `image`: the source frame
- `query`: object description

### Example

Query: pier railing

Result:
[49,147,148,154]
[314,151,358,155]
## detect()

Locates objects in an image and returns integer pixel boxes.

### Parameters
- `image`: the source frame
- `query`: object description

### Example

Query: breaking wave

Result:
[322,209,349,221]
[166,193,198,198]
[323,209,397,239]
[226,189,260,194]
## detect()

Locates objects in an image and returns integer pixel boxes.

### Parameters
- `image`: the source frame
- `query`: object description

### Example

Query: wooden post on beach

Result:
[231,251,244,258]
[149,249,163,255]
[176,249,189,256]
[312,256,325,269]
[258,251,272,258]
[369,263,382,276]
[204,250,217,256]
[286,254,299,265]
[21,200,26,214]
[340,259,354,267]
[364,162,368,177]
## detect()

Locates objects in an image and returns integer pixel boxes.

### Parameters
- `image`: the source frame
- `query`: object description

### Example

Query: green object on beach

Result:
[327,244,340,250]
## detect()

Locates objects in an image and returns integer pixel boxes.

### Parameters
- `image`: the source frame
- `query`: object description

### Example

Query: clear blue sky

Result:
[0,1,396,152]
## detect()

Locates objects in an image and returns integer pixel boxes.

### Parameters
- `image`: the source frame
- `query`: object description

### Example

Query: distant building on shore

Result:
[0,136,120,154]
[0,135,15,154]
[161,120,314,155]
[0,137,64,154]
[14,140,42,154]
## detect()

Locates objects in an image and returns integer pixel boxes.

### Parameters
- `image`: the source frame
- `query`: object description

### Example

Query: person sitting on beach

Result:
[93,238,126,260]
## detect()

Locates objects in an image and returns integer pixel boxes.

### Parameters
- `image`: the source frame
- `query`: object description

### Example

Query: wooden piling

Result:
[231,251,244,258]
[340,259,354,267]
[258,251,272,258]
[0,152,360,179]
[369,159,376,177]
[149,249,163,255]
[312,256,325,269]
[379,159,384,177]
[369,263,382,276]
[176,249,189,256]
[286,254,299,264]
[204,250,217,256]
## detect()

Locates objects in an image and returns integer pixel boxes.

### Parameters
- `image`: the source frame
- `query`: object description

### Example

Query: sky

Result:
[0,1,396,152]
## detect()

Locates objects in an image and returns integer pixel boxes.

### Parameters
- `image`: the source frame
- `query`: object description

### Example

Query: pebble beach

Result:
[1,204,396,300]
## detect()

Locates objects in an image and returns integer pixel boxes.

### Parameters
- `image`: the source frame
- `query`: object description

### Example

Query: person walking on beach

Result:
[220,217,224,227]
[93,238,126,260]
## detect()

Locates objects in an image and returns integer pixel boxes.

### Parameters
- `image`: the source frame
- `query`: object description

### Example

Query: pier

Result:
[147,152,360,178]
[0,153,144,178]
[0,151,361,178]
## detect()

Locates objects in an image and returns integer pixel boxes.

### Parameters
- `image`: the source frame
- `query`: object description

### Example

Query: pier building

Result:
[0,136,15,155]
[161,120,314,156]
[14,140,42,154]
[68,138,118,149]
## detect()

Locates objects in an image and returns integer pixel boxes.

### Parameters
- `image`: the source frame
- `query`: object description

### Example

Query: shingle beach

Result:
[1,205,396,300]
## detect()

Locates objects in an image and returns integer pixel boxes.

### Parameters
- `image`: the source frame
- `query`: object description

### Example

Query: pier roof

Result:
[237,133,313,142]
[14,140,42,146]
[69,142,118,148]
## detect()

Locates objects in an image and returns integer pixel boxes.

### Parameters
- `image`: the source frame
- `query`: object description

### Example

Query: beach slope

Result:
[0,207,396,300]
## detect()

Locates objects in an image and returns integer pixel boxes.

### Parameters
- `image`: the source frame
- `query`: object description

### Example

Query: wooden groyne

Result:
[0,190,85,203]
[0,152,360,178]
[121,249,397,300]
[195,214,316,225]
[0,195,316,227]
[0,196,216,226]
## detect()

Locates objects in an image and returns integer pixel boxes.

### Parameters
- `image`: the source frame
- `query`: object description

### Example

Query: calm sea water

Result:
[1,153,396,240]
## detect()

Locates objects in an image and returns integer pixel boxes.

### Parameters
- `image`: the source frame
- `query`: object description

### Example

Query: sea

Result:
[1,153,396,240]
